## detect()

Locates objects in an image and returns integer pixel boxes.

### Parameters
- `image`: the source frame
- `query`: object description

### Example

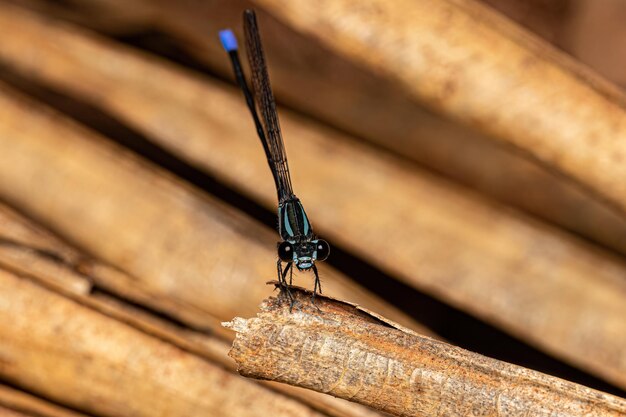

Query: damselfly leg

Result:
[311,264,322,311]
[277,259,295,308]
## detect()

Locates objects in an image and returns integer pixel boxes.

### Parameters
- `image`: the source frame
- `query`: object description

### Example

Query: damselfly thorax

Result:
[277,197,329,271]
[279,197,312,241]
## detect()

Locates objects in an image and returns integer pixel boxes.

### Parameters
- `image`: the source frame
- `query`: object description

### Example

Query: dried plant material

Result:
[254,0,626,217]
[88,292,385,417]
[3,0,155,33]
[0,241,91,296]
[0,81,430,416]
[0,384,91,417]
[0,204,93,294]
[0,406,31,417]
[91,293,390,417]
[0,5,623,388]
[0,202,390,417]
[226,287,626,417]
[566,0,626,88]
[0,268,336,417]
[0,201,234,339]
[8,0,626,258]
[0,79,425,333]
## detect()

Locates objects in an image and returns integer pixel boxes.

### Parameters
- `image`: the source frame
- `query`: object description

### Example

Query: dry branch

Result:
[254,0,626,220]
[0,202,234,339]
[0,203,389,417]
[0,4,623,388]
[0,384,91,417]
[0,268,334,417]
[0,76,433,415]
[226,287,626,417]
[0,406,30,417]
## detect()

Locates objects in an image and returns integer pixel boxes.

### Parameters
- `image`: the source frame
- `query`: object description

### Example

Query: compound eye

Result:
[278,241,294,262]
[315,239,330,261]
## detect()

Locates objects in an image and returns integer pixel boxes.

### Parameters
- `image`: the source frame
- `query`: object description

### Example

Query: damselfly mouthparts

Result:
[219,10,330,305]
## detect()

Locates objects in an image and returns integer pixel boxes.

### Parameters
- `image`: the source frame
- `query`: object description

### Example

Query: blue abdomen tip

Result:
[219,30,238,52]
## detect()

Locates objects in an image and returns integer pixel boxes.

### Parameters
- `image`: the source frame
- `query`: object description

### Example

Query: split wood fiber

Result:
[7,0,626,256]
[0,4,623,388]
[254,0,626,220]
[0,203,389,417]
[226,288,626,417]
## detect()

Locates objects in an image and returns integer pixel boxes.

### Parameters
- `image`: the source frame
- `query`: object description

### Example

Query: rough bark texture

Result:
[0,3,623,389]
[226,288,626,417]
[0,269,333,417]
[0,203,387,417]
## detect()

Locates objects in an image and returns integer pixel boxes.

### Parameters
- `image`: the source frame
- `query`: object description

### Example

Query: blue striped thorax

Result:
[277,197,329,270]
[278,197,313,241]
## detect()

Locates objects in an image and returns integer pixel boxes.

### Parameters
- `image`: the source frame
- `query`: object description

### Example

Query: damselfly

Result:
[219,10,330,304]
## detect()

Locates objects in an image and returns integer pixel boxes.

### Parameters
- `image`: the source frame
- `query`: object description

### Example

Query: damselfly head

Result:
[278,239,330,270]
